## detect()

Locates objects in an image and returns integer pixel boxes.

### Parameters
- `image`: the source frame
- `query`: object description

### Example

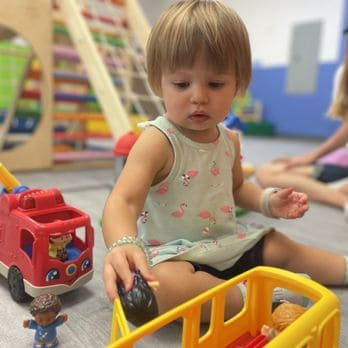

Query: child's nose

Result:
[190,86,208,105]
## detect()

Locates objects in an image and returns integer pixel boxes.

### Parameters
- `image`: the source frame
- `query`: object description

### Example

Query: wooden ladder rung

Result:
[54,112,105,121]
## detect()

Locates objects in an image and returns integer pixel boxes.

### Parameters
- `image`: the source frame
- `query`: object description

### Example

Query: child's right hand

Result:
[103,243,155,301]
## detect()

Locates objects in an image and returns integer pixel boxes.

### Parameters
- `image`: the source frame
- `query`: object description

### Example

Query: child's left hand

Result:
[269,187,308,219]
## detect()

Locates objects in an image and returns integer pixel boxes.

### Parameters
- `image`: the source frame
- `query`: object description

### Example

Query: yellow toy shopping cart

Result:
[108,266,340,348]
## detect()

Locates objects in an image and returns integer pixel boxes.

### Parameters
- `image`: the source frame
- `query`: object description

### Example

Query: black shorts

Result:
[313,164,348,183]
[189,236,265,280]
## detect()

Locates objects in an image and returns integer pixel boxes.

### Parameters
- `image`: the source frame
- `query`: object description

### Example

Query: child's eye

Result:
[173,81,190,89]
[209,81,224,89]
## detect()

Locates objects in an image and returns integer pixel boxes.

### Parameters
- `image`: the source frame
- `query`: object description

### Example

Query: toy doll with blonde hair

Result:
[261,302,307,340]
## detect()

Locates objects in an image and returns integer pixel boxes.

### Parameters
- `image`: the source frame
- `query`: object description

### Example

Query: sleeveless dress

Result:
[137,116,271,271]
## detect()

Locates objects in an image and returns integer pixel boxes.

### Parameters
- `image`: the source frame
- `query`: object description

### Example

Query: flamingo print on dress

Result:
[220,205,234,219]
[140,211,149,223]
[147,239,162,246]
[210,161,220,176]
[198,210,216,236]
[238,232,247,239]
[181,170,198,186]
[156,182,168,194]
[166,128,175,137]
[171,203,187,218]
[202,226,210,235]
[176,245,188,253]
[198,210,216,222]
[220,205,233,213]
[150,249,159,258]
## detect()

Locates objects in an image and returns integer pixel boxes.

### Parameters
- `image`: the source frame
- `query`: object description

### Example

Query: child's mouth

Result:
[189,113,210,122]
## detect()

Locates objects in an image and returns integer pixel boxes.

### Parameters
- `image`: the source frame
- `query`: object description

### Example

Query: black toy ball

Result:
[117,270,159,326]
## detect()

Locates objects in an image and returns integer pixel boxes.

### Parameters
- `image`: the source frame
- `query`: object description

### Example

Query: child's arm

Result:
[229,130,264,211]
[103,127,170,301]
[230,130,308,219]
[304,121,348,159]
[273,121,348,168]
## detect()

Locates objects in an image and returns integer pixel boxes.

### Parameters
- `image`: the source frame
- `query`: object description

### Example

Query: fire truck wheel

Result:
[8,266,30,302]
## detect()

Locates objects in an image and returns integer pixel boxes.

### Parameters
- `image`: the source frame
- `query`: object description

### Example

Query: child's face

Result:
[160,52,237,142]
[34,310,57,327]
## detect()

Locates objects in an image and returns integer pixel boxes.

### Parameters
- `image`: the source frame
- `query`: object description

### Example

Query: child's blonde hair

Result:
[328,54,348,120]
[146,0,251,96]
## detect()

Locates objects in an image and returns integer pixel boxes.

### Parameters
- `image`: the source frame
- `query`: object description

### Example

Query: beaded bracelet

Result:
[260,187,280,218]
[108,236,151,265]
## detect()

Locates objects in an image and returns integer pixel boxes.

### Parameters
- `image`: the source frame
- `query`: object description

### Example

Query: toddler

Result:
[103,0,348,321]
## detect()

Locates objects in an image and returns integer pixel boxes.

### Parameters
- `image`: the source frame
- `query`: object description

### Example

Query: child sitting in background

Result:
[256,36,348,219]
[102,0,348,322]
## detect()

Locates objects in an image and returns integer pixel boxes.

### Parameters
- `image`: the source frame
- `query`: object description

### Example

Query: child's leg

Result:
[338,180,348,195]
[151,260,244,322]
[263,230,346,285]
[256,163,348,209]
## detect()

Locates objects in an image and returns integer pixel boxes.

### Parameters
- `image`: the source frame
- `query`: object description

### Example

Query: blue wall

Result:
[249,64,342,138]
[249,2,348,139]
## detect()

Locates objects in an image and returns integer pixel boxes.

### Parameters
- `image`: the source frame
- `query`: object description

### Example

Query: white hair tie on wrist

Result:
[260,187,280,218]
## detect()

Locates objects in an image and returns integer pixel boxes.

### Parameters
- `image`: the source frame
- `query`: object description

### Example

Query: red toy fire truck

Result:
[0,163,94,302]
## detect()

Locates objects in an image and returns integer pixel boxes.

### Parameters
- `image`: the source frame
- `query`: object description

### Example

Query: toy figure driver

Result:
[48,234,72,262]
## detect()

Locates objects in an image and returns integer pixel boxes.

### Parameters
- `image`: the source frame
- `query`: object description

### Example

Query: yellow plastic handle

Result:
[0,162,21,193]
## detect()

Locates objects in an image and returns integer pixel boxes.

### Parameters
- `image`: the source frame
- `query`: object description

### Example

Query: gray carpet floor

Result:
[0,135,346,347]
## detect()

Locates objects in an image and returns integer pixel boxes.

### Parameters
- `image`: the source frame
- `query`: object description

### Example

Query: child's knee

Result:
[263,230,296,266]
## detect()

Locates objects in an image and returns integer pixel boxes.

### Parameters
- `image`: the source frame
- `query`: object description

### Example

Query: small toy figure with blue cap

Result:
[23,293,68,348]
